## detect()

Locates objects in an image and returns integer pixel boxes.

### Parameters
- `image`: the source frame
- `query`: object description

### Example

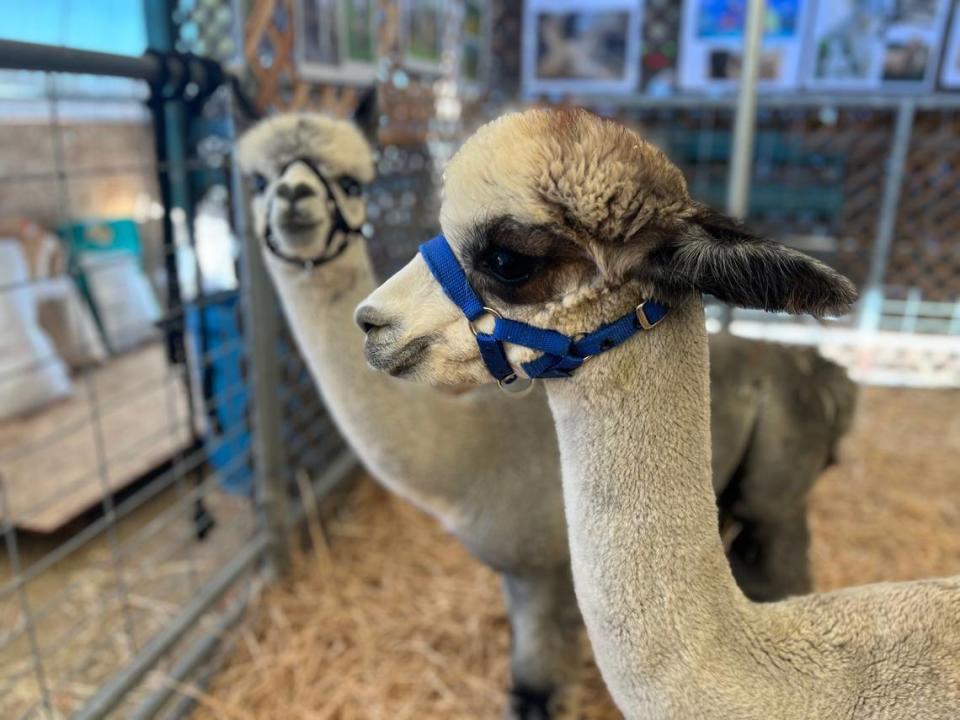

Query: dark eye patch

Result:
[251,172,269,194]
[338,176,363,197]
[464,215,593,306]
[477,245,541,286]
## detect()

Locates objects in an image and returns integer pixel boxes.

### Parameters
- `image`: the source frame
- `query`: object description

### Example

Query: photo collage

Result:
[294,0,458,83]
[517,0,960,96]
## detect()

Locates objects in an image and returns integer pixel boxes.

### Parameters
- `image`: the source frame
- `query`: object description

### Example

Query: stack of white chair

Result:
[27,228,107,370]
[0,240,73,420]
[80,250,161,353]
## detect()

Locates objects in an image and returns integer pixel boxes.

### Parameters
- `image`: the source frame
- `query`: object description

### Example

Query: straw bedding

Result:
[196,386,960,719]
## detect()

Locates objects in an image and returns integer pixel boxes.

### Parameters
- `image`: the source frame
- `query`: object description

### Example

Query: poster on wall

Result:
[522,0,644,96]
[293,0,377,83]
[939,3,960,88]
[462,0,491,90]
[403,0,445,74]
[339,0,378,80]
[294,0,341,80]
[679,0,813,92]
[804,0,951,90]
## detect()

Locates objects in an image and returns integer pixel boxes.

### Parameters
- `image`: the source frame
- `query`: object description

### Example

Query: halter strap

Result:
[263,157,362,270]
[419,234,668,385]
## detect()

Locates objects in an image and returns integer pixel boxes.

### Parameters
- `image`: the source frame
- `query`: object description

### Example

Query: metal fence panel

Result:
[0,44,354,719]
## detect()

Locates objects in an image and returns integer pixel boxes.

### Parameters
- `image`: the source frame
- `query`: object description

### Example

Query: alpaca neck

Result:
[263,239,466,512]
[544,297,751,712]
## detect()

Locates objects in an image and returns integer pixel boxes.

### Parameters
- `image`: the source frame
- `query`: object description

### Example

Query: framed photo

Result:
[679,0,813,92]
[293,0,377,84]
[938,2,960,88]
[804,0,951,91]
[403,0,446,75]
[294,0,342,81]
[461,0,491,91]
[338,0,378,82]
[522,0,644,96]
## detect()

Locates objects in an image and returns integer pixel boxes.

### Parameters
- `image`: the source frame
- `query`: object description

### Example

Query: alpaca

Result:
[237,109,857,718]
[356,107,959,719]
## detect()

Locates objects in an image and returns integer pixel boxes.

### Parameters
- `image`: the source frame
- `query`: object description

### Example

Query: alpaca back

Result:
[708,334,857,496]
[751,576,960,718]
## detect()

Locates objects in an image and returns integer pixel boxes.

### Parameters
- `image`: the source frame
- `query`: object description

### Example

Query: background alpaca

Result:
[357,107,959,719]
[237,108,856,717]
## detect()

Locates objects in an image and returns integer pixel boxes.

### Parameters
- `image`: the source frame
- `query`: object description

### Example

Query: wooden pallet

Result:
[0,343,192,534]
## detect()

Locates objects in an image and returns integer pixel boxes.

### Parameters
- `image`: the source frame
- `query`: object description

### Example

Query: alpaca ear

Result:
[643,203,857,317]
[352,86,379,145]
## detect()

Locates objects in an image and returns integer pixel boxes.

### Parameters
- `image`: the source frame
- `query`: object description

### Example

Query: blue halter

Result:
[419,234,669,387]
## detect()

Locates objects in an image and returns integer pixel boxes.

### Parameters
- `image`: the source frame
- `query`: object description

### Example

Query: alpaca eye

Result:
[338,176,363,197]
[251,173,269,194]
[480,247,539,285]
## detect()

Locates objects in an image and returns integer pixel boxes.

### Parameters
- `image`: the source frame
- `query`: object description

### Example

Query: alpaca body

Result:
[357,107,959,719]
[549,299,960,719]
[239,110,856,718]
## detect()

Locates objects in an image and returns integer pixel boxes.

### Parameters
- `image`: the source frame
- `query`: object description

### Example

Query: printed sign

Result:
[805,0,951,90]
[522,0,644,96]
[679,0,813,91]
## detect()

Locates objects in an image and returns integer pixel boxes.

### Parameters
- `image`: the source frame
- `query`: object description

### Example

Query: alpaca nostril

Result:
[354,305,393,334]
[276,182,316,204]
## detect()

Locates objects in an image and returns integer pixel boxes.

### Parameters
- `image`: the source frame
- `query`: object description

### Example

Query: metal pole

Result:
[229,115,292,576]
[0,40,162,80]
[72,537,266,720]
[130,592,250,720]
[150,94,187,365]
[576,92,960,111]
[727,0,766,219]
[128,449,357,719]
[0,489,53,717]
[859,98,916,331]
[719,0,765,329]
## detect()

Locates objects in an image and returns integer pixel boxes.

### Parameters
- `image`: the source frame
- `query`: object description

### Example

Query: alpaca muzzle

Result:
[264,157,363,270]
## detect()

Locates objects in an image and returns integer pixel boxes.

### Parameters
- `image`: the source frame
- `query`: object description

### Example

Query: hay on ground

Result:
[196,387,960,719]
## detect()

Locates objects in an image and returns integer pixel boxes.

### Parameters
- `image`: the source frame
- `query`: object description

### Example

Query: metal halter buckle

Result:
[635,301,664,330]
[466,307,536,396]
[469,306,503,336]
[498,373,536,397]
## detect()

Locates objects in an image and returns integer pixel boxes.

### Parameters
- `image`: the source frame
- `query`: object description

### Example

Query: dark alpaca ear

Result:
[643,203,857,317]
[352,86,379,145]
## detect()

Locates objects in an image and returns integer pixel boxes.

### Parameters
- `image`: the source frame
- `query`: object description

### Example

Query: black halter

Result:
[263,157,364,270]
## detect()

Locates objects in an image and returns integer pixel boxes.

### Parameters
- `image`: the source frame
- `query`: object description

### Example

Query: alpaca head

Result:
[356,108,856,387]
[236,108,376,265]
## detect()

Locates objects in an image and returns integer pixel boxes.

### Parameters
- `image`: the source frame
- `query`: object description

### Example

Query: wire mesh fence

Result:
[608,100,957,310]
[588,95,960,386]
[0,52,353,719]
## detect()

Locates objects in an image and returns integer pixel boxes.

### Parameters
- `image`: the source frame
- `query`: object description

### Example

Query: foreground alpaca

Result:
[357,108,959,719]
[237,110,856,717]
